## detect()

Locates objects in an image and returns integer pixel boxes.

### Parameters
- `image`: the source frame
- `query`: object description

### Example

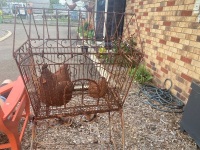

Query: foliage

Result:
[50,0,59,4]
[83,22,89,30]
[0,10,2,16]
[97,46,112,63]
[112,34,137,54]
[110,35,138,66]
[58,16,68,22]
[98,47,106,58]
[87,29,94,38]
[78,22,94,38]
[16,0,27,2]
[129,65,153,84]
[2,14,13,19]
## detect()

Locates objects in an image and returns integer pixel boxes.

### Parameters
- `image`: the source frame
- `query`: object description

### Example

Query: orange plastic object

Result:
[0,76,30,150]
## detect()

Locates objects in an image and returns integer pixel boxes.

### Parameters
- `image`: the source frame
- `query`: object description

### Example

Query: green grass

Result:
[3,15,13,19]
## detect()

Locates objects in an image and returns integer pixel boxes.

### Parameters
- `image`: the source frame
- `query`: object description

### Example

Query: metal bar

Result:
[56,9,59,53]
[69,10,72,52]
[42,8,45,56]
[12,9,17,57]
[120,109,125,150]
[112,13,125,38]
[68,10,70,39]
[134,13,144,53]
[44,10,50,39]
[14,52,121,55]
[122,14,134,39]
[31,9,40,39]
[30,119,36,150]
[29,9,32,48]
[32,109,121,120]
[23,38,105,40]
[19,14,29,39]
[108,111,112,142]
[15,7,135,15]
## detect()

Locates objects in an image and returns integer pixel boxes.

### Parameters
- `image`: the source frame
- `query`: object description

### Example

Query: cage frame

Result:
[13,6,144,149]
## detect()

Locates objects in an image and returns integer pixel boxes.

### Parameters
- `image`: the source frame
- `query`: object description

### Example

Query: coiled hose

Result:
[139,79,185,113]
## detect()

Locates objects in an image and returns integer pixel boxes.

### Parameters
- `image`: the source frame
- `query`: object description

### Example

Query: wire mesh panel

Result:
[13,7,143,119]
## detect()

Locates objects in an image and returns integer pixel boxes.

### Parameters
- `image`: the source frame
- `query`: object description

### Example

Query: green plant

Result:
[83,22,89,30]
[87,29,94,38]
[2,14,13,19]
[129,65,153,84]
[112,35,137,54]
[111,35,138,66]
[78,22,94,38]
[0,10,2,16]
[58,16,68,22]
[97,46,113,63]
[98,47,106,58]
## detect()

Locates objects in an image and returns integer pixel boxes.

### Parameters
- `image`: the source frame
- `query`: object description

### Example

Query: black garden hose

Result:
[139,79,185,113]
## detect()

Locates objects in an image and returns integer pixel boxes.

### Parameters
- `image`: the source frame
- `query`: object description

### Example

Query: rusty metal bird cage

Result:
[13,6,143,149]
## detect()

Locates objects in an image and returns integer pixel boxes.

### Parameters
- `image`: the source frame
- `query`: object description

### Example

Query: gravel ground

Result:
[0,83,197,149]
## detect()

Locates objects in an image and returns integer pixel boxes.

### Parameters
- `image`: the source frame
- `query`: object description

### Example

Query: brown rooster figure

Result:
[39,64,73,106]
[58,80,73,105]
[39,64,57,106]
[55,64,71,82]
[88,77,108,98]
[66,2,77,10]
[55,64,73,104]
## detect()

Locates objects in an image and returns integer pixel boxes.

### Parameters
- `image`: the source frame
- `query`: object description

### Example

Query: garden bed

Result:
[11,84,196,149]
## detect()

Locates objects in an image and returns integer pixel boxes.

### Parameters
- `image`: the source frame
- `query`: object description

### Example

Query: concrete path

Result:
[0,23,76,83]
[0,29,12,42]
[0,23,23,83]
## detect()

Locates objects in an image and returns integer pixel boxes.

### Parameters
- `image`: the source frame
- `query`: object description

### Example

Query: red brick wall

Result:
[126,0,200,102]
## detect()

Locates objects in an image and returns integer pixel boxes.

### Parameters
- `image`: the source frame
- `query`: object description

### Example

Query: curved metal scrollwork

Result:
[13,8,143,124]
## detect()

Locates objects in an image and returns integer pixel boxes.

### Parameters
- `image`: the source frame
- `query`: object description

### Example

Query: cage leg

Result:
[119,109,125,150]
[108,112,117,150]
[108,112,112,143]
[30,117,37,150]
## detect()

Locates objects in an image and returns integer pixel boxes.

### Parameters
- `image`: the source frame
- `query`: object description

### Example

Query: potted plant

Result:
[81,45,89,53]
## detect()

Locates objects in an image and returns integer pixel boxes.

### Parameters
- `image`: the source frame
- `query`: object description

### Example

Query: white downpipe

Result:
[103,0,108,38]
[94,0,97,33]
